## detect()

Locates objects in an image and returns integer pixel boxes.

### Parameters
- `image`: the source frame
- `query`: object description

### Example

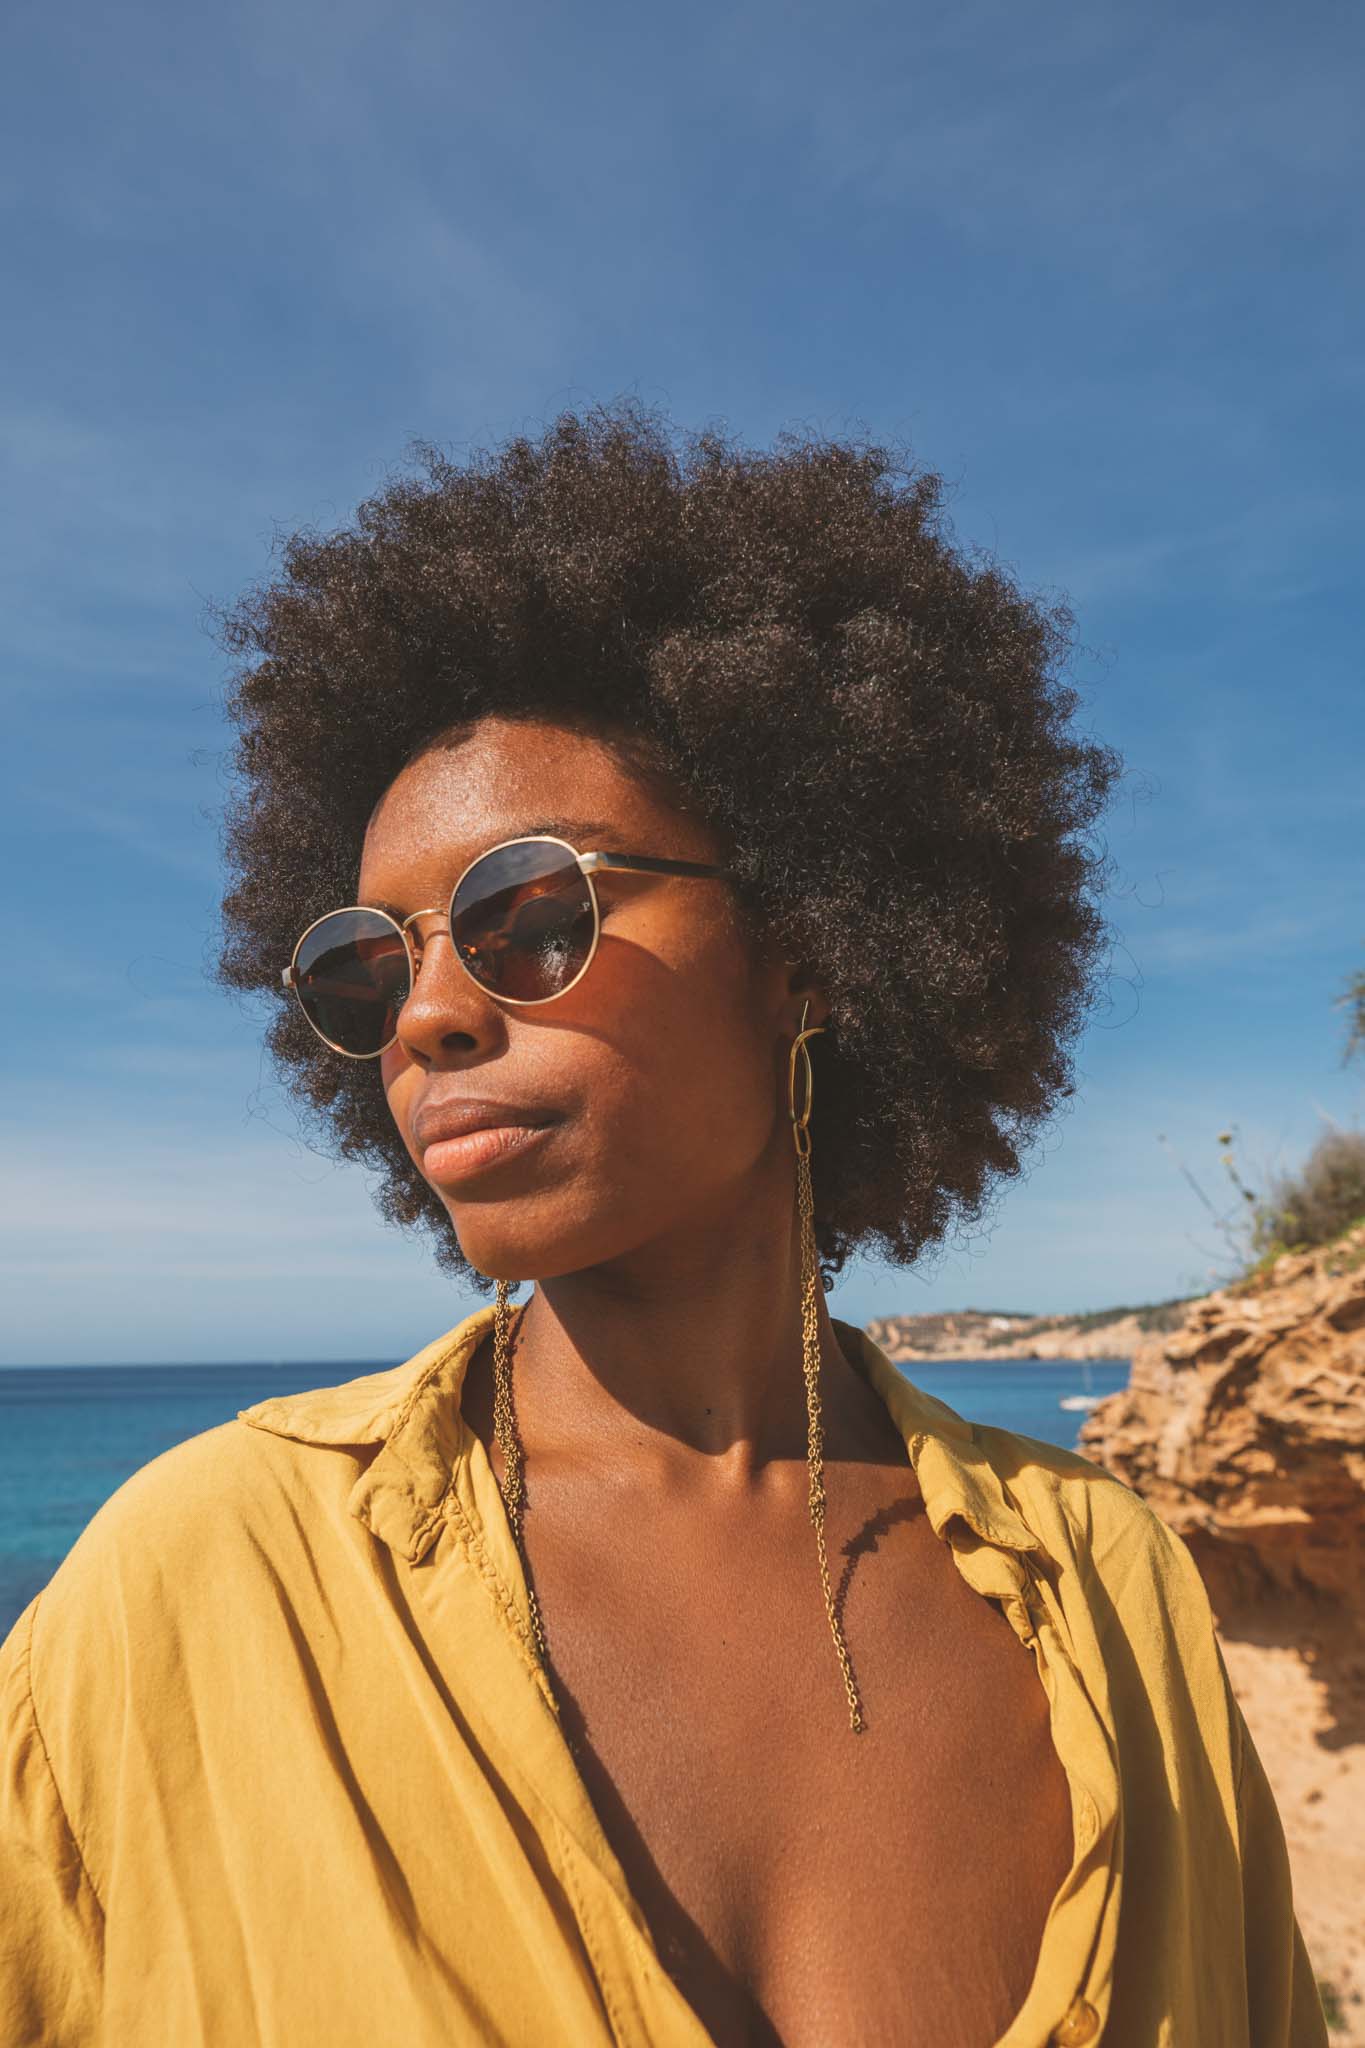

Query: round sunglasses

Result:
[280,833,731,1058]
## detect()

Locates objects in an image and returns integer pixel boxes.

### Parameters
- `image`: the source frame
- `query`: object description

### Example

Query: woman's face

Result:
[359,715,821,1282]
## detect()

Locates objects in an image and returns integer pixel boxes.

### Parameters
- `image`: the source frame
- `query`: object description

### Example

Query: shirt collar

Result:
[238,1305,1042,1563]
[835,1319,1042,1554]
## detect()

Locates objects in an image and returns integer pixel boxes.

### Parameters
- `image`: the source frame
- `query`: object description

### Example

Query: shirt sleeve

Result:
[1215,1640,1329,2047]
[0,1597,103,2047]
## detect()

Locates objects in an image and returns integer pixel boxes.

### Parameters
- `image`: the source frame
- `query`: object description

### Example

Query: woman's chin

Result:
[452,1220,586,1286]
[455,1215,642,1289]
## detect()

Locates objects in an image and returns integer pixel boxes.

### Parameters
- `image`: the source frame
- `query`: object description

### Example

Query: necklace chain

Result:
[490,1292,553,1679]
[490,1162,866,1734]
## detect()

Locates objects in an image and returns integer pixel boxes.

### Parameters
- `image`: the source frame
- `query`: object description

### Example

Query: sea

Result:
[0,1355,1131,1644]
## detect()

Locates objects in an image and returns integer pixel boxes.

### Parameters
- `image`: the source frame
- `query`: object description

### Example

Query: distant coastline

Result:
[864,1295,1197,1362]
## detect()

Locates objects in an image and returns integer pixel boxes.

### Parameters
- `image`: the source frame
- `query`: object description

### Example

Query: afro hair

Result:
[210,397,1123,1296]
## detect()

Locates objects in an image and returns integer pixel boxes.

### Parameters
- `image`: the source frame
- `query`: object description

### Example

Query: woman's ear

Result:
[784,961,832,1034]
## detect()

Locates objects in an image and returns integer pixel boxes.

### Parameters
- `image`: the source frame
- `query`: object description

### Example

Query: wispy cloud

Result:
[1052,487,1360,608]
[1120,908,1361,976]
[25,790,223,882]
[0,1125,479,1365]
[709,0,1365,286]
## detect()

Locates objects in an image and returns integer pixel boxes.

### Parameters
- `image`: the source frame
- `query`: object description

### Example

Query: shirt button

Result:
[1051,1996,1100,2044]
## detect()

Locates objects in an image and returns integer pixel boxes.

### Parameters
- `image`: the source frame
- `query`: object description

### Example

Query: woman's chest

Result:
[525,1479,1077,2048]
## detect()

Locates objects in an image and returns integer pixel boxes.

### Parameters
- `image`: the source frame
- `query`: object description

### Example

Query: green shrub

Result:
[1250,1128,1365,1259]
[1339,958,1365,1065]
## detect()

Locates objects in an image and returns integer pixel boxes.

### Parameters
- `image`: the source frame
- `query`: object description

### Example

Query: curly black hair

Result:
[209,397,1123,1297]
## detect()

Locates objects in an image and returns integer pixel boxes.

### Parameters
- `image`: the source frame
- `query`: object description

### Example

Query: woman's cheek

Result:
[379,1050,423,1169]
[380,1045,403,1094]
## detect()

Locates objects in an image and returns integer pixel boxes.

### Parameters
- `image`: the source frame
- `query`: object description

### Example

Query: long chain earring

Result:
[491,1278,553,1675]
[792,996,865,1735]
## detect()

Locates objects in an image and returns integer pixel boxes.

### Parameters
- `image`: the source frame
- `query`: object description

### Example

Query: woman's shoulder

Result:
[2,1373,414,1830]
[853,1323,1218,1652]
[53,1396,357,1571]
[9,1315,492,1704]
[968,1415,1237,1734]
[13,1361,418,1678]
[971,1415,1214,1612]
[11,1320,487,1678]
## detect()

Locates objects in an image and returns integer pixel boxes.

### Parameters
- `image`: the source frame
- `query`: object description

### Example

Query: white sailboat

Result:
[1058,1357,1105,1411]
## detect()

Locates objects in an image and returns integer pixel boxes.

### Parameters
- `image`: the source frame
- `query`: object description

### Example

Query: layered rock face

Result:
[1077,1224,1365,1635]
[864,1299,1192,1362]
[1077,1224,1365,2031]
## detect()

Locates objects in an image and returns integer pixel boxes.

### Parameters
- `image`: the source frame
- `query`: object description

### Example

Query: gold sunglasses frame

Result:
[280,833,731,1058]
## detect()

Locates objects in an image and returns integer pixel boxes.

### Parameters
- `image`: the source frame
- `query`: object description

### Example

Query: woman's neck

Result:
[499,1167,877,1491]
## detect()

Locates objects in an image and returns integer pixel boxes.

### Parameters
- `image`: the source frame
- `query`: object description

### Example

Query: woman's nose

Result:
[394,930,498,1059]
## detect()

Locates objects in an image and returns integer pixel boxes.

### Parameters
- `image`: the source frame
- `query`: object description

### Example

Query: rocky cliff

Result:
[1075,1223,1365,1632]
[1075,1222,1365,2033]
[865,1297,1194,1362]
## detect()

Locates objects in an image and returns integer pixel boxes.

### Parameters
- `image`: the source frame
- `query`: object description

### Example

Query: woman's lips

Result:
[421,1121,555,1182]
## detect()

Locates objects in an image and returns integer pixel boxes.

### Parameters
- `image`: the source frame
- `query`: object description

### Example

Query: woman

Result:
[1,403,1325,2046]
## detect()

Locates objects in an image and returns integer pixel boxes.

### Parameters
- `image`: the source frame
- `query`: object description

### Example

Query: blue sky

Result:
[3,0,1362,1365]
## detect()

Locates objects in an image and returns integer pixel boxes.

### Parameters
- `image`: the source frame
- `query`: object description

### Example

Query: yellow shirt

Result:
[0,1304,1328,2047]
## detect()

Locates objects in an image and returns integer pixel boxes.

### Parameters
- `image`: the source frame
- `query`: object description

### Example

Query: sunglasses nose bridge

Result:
[396,906,460,994]
[398,903,450,957]
[386,916,489,1054]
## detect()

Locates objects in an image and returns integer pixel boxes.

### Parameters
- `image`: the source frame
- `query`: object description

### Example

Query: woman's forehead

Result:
[369,727,623,832]
[358,726,715,891]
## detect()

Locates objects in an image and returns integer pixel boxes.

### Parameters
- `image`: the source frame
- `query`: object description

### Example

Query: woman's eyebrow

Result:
[358,819,626,916]
[516,815,623,844]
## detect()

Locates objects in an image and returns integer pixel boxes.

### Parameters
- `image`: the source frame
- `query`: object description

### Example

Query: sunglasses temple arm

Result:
[581,852,727,878]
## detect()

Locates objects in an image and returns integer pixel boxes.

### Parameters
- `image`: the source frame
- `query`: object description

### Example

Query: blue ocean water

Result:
[0,1355,1130,1644]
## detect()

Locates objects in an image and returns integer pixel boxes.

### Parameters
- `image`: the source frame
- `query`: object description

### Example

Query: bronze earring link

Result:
[490,995,865,1735]
[791,998,865,1734]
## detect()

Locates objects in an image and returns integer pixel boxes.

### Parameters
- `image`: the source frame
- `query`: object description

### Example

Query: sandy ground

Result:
[1218,1630,1365,2039]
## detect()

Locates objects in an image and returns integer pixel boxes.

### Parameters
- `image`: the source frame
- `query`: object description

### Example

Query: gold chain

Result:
[491,1281,554,1682]
[796,1131,865,1732]
[488,998,865,1735]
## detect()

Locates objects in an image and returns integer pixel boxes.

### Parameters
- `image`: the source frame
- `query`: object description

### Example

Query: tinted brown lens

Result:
[292,909,410,1055]
[452,841,595,1000]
